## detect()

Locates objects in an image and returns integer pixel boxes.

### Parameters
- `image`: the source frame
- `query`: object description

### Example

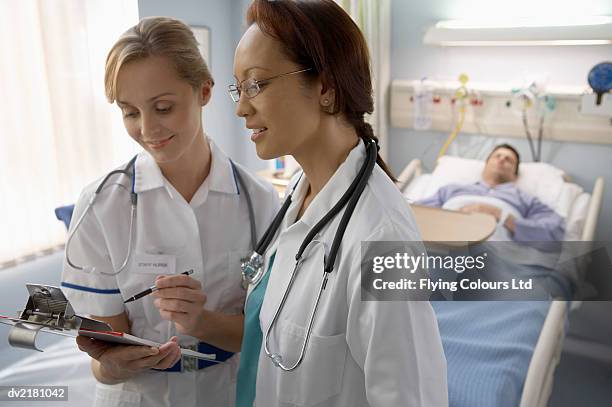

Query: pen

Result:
[124,269,194,304]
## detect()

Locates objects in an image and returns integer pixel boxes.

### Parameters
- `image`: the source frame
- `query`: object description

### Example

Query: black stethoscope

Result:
[240,138,378,371]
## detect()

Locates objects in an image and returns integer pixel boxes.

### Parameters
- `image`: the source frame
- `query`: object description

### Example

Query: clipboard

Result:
[1,284,217,362]
[78,328,216,361]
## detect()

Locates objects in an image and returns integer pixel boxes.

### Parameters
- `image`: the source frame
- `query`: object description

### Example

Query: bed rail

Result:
[519,300,567,407]
[581,177,604,242]
[396,158,422,192]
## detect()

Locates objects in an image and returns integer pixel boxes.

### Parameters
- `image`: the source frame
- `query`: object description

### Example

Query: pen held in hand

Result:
[124,269,194,304]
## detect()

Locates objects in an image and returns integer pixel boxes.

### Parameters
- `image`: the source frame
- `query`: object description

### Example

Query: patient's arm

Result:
[505,197,565,242]
[460,200,564,243]
[414,186,448,208]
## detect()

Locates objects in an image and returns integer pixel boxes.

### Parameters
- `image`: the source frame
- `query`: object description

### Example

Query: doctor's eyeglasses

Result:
[228,68,312,102]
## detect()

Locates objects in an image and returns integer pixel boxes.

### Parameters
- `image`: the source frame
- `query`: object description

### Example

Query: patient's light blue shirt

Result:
[236,252,275,407]
[416,181,565,242]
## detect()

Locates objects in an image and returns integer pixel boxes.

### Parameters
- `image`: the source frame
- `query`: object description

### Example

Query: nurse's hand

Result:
[76,336,181,384]
[153,274,208,337]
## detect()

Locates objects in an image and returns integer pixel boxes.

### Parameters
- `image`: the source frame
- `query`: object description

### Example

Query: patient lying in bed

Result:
[417,144,574,299]
[413,147,574,407]
[417,144,565,245]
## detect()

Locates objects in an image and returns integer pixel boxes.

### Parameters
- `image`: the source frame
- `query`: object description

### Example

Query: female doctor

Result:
[60,17,278,407]
[231,1,448,406]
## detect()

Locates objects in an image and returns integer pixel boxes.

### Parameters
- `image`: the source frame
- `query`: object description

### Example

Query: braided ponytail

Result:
[353,119,397,183]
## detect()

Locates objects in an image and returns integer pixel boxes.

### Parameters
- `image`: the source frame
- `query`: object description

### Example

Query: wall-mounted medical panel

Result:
[390,80,612,145]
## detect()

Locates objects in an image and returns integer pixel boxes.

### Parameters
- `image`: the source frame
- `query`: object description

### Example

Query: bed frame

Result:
[397,158,605,407]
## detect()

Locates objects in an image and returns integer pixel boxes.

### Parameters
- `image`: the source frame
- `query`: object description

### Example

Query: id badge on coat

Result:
[132,253,177,275]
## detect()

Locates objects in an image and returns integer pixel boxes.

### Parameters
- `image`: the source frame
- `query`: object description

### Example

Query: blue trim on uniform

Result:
[155,342,235,372]
[60,281,121,294]
[229,160,241,195]
[198,342,235,368]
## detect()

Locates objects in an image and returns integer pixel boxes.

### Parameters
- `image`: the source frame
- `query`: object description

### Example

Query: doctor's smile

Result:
[249,127,268,142]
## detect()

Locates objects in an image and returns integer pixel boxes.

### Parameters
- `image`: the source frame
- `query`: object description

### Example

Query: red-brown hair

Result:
[246,0,396,181]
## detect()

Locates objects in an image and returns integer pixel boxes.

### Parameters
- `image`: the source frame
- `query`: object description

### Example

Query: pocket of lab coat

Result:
[276,321,347,406]
[93,383,141,407]
[218,251,251,313]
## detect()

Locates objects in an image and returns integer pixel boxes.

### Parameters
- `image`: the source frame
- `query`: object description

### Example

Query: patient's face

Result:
[483,147,518,183]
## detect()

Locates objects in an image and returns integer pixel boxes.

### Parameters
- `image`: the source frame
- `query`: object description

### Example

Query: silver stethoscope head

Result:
[240,172,304,289]
[241,252,265,287]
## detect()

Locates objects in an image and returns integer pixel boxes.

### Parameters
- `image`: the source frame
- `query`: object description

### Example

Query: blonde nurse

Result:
[61,17,278,407]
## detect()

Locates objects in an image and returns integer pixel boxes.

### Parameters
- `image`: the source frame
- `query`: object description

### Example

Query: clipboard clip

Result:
[6,284,111,351]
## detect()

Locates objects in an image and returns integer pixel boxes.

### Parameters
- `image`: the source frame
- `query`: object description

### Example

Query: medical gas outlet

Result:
[580,62,612,118]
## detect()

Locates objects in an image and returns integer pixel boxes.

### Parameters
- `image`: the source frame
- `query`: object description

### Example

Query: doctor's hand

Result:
[459,203,502,221]
[153,274,208,338]
[76,336,181,384]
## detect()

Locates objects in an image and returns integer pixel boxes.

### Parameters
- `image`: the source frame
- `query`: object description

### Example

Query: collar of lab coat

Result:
[284,139,367,230]
[133,136,239,197]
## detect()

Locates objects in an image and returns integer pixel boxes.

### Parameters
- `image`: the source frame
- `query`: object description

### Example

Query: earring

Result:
[322,99,330,106]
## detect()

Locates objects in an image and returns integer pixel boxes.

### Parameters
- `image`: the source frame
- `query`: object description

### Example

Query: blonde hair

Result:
[104,16,214,103]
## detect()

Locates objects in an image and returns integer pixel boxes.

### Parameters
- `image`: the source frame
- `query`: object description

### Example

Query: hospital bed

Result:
[398,155,604,407]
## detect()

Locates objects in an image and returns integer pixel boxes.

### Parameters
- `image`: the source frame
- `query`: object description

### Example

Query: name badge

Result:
[133,253,176,275]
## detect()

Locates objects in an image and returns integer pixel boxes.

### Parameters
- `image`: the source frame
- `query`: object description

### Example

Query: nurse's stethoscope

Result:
[240,138,378,371]
[65,155,257,276]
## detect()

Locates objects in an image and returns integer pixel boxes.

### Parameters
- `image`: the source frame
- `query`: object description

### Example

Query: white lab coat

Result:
[250,140,448,406]
[61,136,279,407]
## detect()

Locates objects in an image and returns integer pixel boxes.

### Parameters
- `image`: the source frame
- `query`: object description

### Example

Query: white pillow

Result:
[431,155,484,185]
[408,155,584,219]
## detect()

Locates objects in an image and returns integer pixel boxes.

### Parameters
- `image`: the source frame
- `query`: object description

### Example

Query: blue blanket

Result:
[433,300,552,407]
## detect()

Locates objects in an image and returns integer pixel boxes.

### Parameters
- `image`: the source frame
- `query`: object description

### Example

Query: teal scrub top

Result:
[236,252,275,407]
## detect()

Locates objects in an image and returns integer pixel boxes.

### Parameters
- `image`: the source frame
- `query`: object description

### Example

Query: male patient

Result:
[417,144,565,243]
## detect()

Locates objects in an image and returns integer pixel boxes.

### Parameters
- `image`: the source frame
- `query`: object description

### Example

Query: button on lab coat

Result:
[251,140,448,406]
[61,137,279,407]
